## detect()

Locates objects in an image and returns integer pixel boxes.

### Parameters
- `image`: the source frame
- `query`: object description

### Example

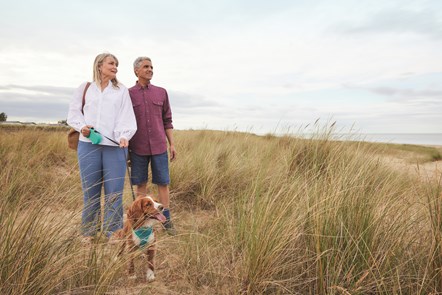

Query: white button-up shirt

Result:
[67,81,137,146]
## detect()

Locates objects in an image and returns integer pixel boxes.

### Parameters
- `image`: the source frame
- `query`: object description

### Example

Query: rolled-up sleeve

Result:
[162,91,173,130]
[67,82,88,132]
[114,87,137,141]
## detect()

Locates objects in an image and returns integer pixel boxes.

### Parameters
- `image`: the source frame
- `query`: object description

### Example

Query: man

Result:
[129,56,177,235]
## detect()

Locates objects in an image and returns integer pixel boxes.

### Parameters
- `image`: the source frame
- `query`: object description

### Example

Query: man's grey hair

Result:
[133,56,152,70]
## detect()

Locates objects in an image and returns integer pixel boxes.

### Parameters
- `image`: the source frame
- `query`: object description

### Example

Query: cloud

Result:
[368,87,442,99]
[0,84,74,98]
[0,84,74,122]
[169,90,220,110]
[0,84,229,124]
[1,1,441,134]
[334,8,442,39]
[331,83,442,133]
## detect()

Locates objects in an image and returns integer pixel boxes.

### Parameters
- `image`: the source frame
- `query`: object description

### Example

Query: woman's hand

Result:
[81,125,93,137]
[119,138,129,148]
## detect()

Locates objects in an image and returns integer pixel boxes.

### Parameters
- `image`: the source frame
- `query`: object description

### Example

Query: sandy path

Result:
[381,155,442,182]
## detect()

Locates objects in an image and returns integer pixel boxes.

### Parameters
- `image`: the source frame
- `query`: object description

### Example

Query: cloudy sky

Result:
[1,0,441,134]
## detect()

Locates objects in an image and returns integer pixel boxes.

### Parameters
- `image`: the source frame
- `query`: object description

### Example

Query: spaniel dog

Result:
[112,196,166,282]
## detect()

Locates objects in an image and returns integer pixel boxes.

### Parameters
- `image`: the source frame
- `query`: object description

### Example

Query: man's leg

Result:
[157,184,170,208]
[158,184,175,235]
[130,152,150,198]
[152,152,176,235]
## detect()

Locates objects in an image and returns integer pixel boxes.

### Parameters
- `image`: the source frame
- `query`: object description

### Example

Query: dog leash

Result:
[93,129,136,201]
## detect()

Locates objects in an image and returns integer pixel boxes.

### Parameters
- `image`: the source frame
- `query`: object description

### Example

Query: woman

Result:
[67,53,137,242]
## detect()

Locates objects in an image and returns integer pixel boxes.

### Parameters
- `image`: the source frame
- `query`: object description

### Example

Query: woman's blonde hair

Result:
[93,53,120,88]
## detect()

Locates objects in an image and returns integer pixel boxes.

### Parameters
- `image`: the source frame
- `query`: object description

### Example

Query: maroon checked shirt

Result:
[129,82,173,156]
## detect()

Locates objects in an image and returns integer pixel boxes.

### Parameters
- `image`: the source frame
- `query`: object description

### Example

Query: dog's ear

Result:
[127,199,143,226]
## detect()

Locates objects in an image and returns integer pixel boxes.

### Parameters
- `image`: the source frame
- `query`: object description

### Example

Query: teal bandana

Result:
[133,227,153,248]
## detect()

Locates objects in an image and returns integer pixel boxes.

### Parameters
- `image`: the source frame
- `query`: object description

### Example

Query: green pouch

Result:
[88,128,102,144]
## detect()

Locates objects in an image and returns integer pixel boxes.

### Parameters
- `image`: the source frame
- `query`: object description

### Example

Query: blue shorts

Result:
[130,151,170,185]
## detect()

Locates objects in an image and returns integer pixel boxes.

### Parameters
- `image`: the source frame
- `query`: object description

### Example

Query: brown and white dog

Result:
[112,196,166,282]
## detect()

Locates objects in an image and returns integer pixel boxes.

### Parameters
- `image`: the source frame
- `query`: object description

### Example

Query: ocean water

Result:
[345,133,442,146]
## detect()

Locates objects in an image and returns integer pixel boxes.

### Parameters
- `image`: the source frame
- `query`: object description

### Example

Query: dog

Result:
[112,196,166,282]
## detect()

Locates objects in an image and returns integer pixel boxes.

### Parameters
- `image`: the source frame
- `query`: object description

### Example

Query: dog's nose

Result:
[158,205,164,212]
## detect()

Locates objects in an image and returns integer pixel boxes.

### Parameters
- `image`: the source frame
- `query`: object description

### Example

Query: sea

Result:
[337,133,442,146]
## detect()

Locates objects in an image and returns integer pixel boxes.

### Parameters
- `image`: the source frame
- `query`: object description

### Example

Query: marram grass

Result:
[1,127,441,294]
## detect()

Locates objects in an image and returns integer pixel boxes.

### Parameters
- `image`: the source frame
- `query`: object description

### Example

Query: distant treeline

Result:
[0,123,69,132]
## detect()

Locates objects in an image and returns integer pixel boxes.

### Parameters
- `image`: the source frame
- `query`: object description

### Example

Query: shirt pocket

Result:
[152,100,163,116]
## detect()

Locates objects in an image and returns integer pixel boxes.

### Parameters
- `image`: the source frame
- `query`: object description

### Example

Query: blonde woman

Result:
[67,53,137,242]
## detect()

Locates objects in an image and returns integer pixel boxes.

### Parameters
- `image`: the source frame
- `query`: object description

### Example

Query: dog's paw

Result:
[128,274,137,280]
[146,268,155,282]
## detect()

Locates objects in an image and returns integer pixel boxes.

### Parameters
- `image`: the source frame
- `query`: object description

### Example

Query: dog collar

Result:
[133,227,153,248]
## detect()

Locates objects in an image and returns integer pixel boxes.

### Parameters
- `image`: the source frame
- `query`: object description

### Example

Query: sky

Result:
[1,0,441,134]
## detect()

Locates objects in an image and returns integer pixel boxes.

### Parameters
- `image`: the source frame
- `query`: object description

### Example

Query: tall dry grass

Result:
[1,126,441,294]
[0,128,129,294]
[170,129,441,294]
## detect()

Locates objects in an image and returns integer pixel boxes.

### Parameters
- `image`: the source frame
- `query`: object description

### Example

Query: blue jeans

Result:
[77,141,127,237]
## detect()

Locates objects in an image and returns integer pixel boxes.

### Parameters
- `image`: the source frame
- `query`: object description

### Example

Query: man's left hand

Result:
[170,145,177,161]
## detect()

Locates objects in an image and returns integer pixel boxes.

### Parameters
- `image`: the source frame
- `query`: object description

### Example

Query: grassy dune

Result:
[1,126,441,294]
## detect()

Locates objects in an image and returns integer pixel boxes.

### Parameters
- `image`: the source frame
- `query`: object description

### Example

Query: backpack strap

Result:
[81,82,91,114]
